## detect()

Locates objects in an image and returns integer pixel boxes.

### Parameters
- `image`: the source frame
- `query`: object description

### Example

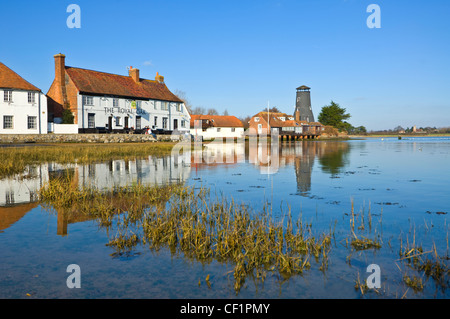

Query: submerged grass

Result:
[39,177,333,294]
[398,234,450,292]
[0,142,176,177]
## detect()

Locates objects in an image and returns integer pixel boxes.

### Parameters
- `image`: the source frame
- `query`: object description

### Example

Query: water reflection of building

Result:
[191,141,246,171]
[248,140,350,195]
[0,153,192,234]
[192,140,350,196]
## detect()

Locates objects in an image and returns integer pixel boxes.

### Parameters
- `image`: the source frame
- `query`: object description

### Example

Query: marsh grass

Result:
[39,177,333,294]
[402,275,424,293]
[398,231,450,292]
[38,178,449,296]
[346,199,382,252]
[0,143,176,177]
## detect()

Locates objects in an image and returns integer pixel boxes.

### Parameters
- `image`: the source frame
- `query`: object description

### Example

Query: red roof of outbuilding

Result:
[0,62,41,91]
[190,115,244,128]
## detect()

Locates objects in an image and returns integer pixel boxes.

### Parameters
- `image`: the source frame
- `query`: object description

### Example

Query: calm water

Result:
[0,137,449,298]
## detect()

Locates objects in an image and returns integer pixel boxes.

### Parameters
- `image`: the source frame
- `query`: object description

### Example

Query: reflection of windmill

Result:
[293,142,316,196]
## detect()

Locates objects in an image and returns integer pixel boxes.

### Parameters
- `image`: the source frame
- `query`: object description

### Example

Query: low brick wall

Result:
[0,133,160,144]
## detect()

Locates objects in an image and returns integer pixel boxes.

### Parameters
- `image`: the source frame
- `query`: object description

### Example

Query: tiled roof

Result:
[254,112,297,127]
[0,62,41,91]
[65,67,183,102]
[254,112,322,127]
[190,115,244,128]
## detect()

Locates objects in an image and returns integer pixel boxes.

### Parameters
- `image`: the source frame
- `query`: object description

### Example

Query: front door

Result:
[124,116,129,129]
[108,116,113,132]
[258,124,262,135]
[174,119,178,130]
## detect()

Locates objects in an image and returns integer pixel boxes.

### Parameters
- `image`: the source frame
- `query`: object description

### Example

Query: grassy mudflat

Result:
[0,142,176,177]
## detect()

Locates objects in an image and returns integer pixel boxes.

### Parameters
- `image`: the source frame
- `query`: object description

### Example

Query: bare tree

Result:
[207,108,219,115]
[238,115,252,129]
[191,106,206,115]
[263,106,281,113]
[173,89,192,114]
[223,109,229,116]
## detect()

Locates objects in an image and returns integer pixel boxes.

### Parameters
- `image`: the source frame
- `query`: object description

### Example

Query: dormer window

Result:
[278,117,285,121]
[288,117,294,120]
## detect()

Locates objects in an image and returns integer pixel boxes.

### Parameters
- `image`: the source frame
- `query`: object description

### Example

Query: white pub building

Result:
[47,54,190,133]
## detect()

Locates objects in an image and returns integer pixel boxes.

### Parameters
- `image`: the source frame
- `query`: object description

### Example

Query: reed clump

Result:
[402,275,424,293]
[140,191,334,293]
[347,199,382,251]
[399,234,450,291]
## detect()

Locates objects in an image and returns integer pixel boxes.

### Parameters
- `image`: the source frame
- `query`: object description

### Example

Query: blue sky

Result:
[1,0,449,130]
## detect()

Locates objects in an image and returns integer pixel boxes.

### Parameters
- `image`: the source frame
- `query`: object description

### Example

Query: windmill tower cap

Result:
[297,85,311,90]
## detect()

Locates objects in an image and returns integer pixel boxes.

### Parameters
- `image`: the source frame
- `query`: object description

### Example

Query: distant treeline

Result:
[368,126,450,135]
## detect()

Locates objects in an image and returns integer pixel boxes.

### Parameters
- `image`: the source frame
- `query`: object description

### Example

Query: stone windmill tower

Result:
[294,85,315,123]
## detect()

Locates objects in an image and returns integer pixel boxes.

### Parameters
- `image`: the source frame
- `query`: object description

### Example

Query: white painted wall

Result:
[190,127,244,140]
[0,89,48,134]
[52,124,79,134]
[77,94,190,132]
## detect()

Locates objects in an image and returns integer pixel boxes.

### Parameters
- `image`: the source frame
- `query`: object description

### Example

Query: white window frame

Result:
[115,116,121,126]
[3,115,13,129]
[136,116,142,130]
[113,98,119,107]
[162,117,168,129]
[27,116,37,129]
[4,90,13,103]
[28,92,36,104]
[254,117,260,122]
[83,96,94,106]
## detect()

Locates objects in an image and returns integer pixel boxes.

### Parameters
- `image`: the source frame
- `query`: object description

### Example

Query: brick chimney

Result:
[294,109,300,122]
[54,53,66,88]
[155,72,164,83]
[129,66,140,83]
